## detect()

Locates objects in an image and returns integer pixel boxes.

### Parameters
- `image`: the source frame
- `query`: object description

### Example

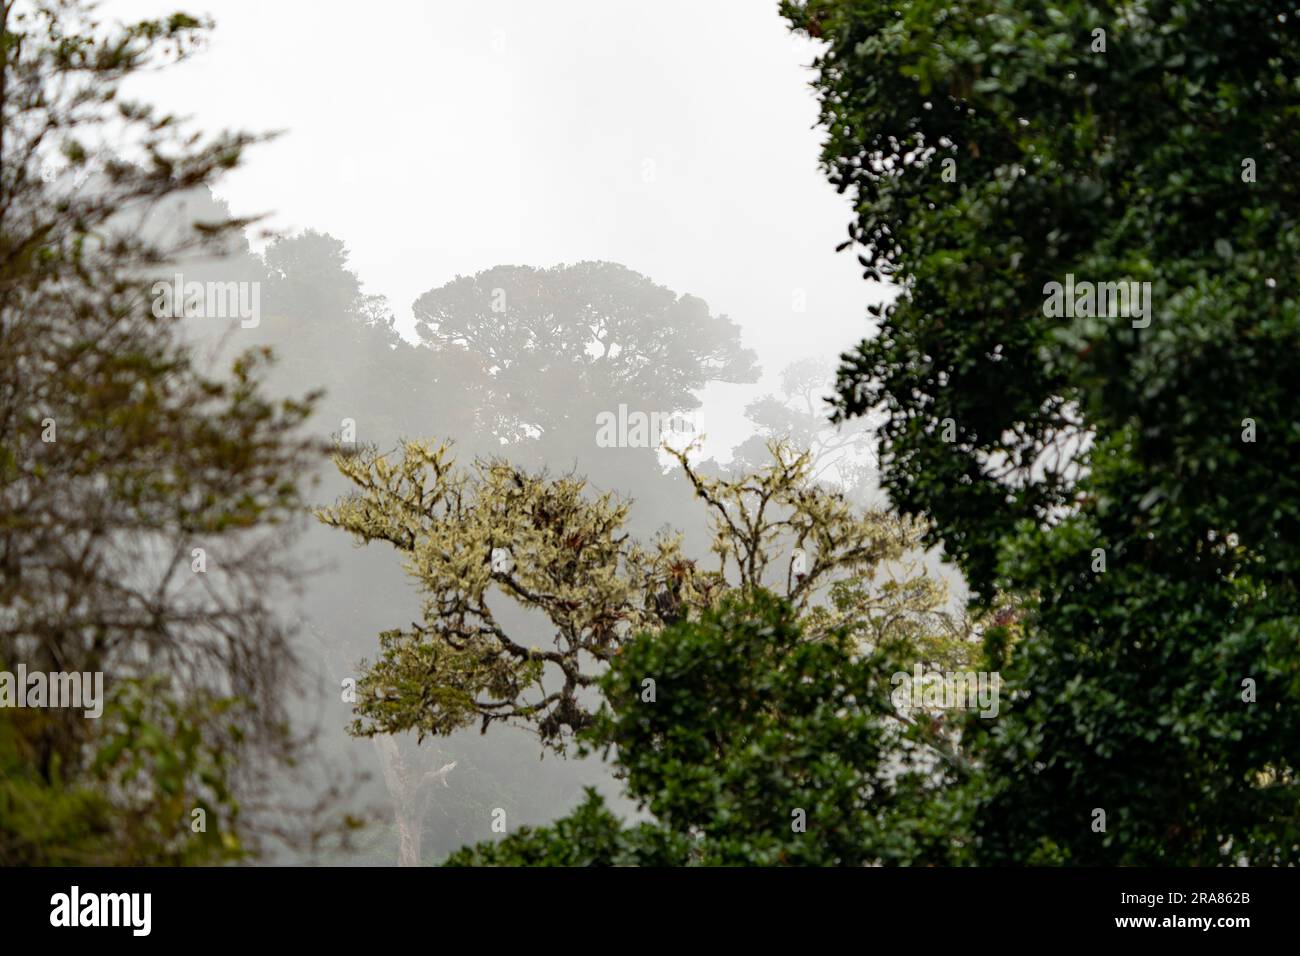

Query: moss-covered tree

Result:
[318,438,964,754]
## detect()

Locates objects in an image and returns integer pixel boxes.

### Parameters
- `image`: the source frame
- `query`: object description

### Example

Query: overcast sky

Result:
[112,0,889,454]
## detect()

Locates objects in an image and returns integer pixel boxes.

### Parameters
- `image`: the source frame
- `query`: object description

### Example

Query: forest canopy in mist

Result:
[3,0,1299,869]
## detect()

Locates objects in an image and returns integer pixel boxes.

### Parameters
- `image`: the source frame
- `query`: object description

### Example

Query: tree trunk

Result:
[393,794,423,867]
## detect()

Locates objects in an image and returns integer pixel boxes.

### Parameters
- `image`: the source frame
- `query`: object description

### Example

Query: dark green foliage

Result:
[448,592,961,866]
[443,789,691,867]
[785,0,1300,862]
[785,0,1300,597]
[0,678,250,865]
[593,590,956,865]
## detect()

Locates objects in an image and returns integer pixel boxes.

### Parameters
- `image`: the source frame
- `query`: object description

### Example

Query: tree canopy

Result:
[446,589,980,866]
[317,438,948,751]
[0,0,328,863]
[784,0,1300,863]
[413,262,759,456]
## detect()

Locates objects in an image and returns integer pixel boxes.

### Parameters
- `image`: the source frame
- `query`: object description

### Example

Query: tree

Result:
[413,262,759,461]
[785,0,1300,862]
[251,230,481,450]
[259,254,763,863]
[308,624,459,867]
[730,358,878,499]
[167,227,758,864]
[446,590,978,866]
[317,439,951,753]
[0,0,327,862]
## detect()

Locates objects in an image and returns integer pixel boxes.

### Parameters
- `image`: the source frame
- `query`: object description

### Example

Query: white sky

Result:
[110,0,890,456]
